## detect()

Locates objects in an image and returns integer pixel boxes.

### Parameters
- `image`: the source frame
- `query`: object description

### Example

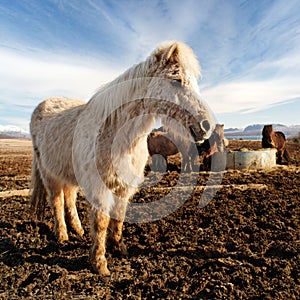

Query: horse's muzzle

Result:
[200,119,211,133]
[189,119,213,143]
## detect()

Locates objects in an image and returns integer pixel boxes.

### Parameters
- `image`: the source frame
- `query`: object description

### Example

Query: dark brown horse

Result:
[147,131,193,171]
[262,125,290,164]
[148,124,227,172]
[147,131,179,171]
[189,124,228,171]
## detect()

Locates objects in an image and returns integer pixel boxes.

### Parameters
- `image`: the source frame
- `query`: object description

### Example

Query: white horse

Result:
[30,41,215,275]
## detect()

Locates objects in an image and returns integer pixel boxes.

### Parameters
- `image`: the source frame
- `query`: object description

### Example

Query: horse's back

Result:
[274,131,287,150]
[30,97,86,184]
[31,97,85,143]
[275,131,286,141]
[30,97,85,134]
[147,131,166,155]
[148,131,178,157]
[158,134,178,156]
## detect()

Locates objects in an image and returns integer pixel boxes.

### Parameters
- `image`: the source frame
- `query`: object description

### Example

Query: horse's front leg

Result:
[191,153,200,171]
[108,219,128,255]
[203,155,211,171]
[182,156,191,172]
[90,208,110,276]
[64,185,84,238]
[276,150,283,164]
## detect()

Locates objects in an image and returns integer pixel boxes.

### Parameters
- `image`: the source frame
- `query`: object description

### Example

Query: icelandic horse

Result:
[262,125,290,164]
[30,41,215,275]
[196,124,227,170]
[147,131,191,172]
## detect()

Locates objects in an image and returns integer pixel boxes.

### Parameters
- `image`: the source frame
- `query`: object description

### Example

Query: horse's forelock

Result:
[151,41,201,79]
[263,125,274,135]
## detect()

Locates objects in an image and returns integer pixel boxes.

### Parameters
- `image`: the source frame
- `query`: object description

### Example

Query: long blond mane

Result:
[102,40,201,88]
[88,41,202,124]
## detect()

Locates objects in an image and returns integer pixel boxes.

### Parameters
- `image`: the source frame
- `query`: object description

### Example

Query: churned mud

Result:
[0,138,299,299]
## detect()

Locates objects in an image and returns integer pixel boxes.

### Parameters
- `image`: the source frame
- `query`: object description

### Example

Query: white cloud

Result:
[201,40,300,115]
[0,48,122,104]
[0,48,124,130]
[106,0,213,60]
[0,116,29,131]
[202,76,300,114]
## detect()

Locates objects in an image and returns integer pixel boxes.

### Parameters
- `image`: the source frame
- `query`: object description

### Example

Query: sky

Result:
[0,0,300,131]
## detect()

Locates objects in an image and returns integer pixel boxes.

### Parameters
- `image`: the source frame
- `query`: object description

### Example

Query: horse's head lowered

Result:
[143,41,215,144]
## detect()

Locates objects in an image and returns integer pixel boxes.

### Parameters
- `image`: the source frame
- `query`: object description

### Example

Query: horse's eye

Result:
[171,79,182,87]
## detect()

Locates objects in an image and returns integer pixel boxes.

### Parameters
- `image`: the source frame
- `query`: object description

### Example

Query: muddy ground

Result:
[0,138,299,299]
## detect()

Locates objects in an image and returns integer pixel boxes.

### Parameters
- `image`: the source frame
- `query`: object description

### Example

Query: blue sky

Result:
[1,0,300,131]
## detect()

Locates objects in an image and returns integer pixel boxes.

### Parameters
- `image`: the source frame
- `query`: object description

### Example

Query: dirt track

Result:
[0,138,299,299]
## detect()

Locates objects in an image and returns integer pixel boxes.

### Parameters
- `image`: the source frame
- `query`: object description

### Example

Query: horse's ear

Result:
[154,43,180,64]
[163,43,179,63]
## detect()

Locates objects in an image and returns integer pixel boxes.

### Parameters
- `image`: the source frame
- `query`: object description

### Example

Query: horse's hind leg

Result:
[283,148,290,164]
[90,208,110,275]
[46,180,68,242]
[64,186,84,238]
[276,150,283,164]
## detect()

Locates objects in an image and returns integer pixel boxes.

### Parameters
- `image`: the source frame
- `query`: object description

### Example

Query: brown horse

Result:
[147,131,191,171]
[189,124,227,170]
[148,124,227,172]
[262,125,290,164]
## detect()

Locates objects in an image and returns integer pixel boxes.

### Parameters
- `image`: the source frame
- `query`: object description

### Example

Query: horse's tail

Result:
[30,151,47,220]
[283,148,290,163]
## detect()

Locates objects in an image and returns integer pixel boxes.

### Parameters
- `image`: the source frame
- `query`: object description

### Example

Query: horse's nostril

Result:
[201,119,211,132]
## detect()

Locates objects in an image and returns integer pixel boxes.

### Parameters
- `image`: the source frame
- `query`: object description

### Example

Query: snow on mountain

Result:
[225,123,300,137]
[0,125,31,139]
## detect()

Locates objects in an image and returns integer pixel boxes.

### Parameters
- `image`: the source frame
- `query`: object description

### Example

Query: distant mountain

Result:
[225,124,300,137]
[244,124,287,132]
[224,127,241,133]
[0,125,31,139]
[243,124,264,132]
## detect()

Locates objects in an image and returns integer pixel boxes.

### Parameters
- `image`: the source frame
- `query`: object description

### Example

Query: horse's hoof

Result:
[119,241,128,256]
[99,266,110,277]
[56,232,69,244]
[74,227,84,238]
[92,258,111,276]
[108,239,128,256]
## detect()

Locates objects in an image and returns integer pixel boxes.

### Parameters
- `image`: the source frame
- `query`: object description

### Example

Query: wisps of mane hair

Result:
[88,41,201,125]
[88,46,157,123]
[94,40,201,96]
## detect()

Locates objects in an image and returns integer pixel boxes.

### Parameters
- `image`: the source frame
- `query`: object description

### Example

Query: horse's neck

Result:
[268,131,276,143]
[120,110,156,150]
[88,60,158,151]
